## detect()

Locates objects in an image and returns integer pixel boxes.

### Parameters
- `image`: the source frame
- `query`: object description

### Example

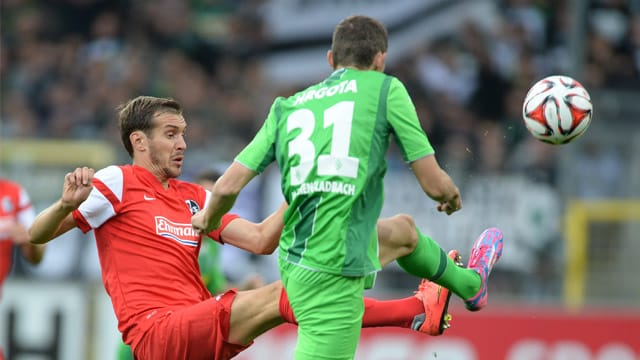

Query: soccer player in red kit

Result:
[29,96,456,360]
[1,178,46,360]
[0,179,46,293]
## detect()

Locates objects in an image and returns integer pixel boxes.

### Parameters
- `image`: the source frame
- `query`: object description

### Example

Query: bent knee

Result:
[394,214,418,242]
[393,213,415,229]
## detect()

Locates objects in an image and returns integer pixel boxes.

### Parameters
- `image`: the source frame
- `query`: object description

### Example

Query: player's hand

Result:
[437,196,462,215]
[191,210,220,234]
[61,167,94,211]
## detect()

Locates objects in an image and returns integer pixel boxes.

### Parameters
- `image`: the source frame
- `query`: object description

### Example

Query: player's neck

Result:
[132,161,172,189]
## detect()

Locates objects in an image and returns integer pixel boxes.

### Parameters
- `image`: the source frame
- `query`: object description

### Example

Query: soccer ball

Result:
[522,75,592,145]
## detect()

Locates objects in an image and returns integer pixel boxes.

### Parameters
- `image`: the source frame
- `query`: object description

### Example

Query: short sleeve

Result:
[386,77,434,162]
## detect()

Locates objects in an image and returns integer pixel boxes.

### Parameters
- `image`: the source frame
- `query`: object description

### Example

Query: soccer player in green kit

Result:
[193,15,504,360]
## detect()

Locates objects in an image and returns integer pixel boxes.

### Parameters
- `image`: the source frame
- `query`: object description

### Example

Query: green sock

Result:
[396,227,481,300]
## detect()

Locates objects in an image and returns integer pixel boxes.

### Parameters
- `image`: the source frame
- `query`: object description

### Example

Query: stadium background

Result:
[1,0,639,359]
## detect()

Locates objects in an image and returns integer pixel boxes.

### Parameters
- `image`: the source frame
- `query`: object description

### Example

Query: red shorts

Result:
[133,290,250,360]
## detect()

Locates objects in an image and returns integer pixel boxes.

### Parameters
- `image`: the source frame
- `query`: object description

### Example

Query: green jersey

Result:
[236,68,434,277]
[199,238,227,295]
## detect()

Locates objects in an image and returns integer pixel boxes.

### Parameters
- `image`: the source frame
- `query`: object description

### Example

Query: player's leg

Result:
[225,221,504,353]
[378,213,471,289]
[410,250,462,334]
[376,214,419,267]
[277,250,460,336]
[380,214,503,310]
[230,272,455,350]
[226,281,285,345]
[377,213,479,298]
[281,261,364,360]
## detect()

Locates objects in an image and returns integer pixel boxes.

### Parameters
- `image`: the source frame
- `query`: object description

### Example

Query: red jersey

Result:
[72,165,235,350]
[0,179,36,288]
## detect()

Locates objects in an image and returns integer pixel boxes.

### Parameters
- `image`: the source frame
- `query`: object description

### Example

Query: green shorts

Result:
[280,261,366,360]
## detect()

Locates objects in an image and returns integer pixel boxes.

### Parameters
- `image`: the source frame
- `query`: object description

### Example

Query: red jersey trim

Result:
[72,210,91,233]
[93,177,121,211]
[15,202,32,212]
[207,214,240,244]
[72,177,122,233]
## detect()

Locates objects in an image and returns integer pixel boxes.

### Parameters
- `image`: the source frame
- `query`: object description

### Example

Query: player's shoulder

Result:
[346,68,395,81]
[348,70,403,94]
[94,165,125,183]
[384,74,410,97]
[0,179,21,191]
[380,72,402,86]
[90,165,127,201]
[282,70,351,102]
[0,179,23,201]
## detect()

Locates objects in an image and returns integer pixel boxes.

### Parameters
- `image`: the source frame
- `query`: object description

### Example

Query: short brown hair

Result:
[331,15,388,69]
[117,96,182,157]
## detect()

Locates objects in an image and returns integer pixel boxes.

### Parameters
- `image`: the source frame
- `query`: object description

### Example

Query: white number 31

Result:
[287,101,360,186]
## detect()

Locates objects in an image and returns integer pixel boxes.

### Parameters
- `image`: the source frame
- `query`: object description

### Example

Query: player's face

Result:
[147,112,187,181]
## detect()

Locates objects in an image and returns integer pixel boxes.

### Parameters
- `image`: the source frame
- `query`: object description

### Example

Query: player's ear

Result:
[130,131,146,152]
[373,52,386,72]
[327,50,335,69]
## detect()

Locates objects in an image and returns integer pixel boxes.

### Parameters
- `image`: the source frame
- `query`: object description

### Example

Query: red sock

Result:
[279,288,423,329]
[362,296,423,328]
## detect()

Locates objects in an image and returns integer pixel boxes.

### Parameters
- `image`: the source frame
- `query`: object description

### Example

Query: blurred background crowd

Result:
[1,0,639,305]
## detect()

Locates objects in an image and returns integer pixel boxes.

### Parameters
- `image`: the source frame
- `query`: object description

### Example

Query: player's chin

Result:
[168,164,182,178]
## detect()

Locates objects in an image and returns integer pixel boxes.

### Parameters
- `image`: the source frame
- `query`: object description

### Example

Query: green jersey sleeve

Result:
[387,77,435,162]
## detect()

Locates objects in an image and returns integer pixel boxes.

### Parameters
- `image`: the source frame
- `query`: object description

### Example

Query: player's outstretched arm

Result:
[410,155,462,215]
[219,203,414,264]
[14,224,46,264]
[192,161,257,233]
[29,167,93,244]
[3,220,46,264]
[219,203,287,255]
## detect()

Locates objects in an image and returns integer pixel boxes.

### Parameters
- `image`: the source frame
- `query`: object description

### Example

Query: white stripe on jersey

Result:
[16,187,36,227]
[96,165,124,201]
[77,165,122,229]
[204,189,211,208]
